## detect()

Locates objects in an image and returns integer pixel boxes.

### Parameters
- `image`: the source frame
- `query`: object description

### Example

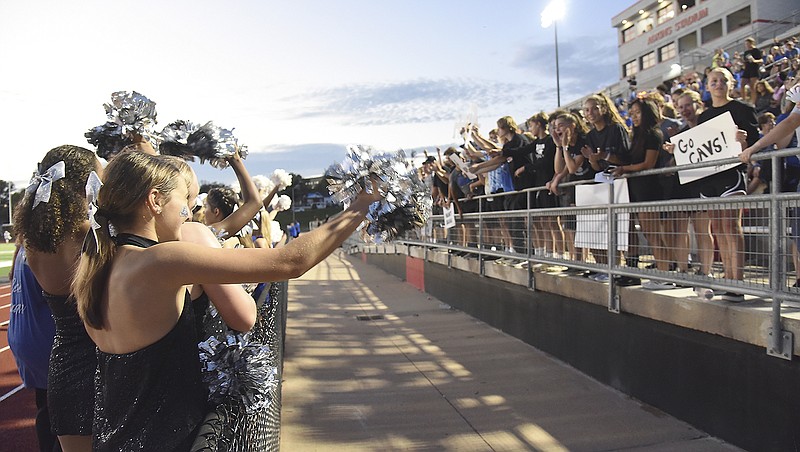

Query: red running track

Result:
[0,282,38,451]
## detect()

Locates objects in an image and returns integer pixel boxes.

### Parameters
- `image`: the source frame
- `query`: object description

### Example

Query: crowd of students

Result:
[419,37,800,302]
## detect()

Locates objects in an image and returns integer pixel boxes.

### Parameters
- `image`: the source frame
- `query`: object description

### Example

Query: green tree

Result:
[0,181,22,226]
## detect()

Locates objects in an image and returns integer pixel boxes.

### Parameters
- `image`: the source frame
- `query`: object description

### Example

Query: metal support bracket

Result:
[608,289,620,314]
[767,328,794,361]
[528,264,536,291]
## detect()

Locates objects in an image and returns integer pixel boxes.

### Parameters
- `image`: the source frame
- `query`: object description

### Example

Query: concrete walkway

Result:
[280,251,741,452]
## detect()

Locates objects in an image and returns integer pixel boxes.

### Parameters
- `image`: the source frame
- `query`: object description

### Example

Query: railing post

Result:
[478,197,485,276]
[528,190,535,291]
[768,154,793,360]
[608,180,620,313]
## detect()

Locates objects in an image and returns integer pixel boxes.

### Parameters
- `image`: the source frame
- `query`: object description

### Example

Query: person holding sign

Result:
[665,91,716,298]
[696,68,759,302]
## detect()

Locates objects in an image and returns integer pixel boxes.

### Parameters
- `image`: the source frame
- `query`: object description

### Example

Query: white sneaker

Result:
[593,273,610,282]
[643,280,677,290]
[693,287,714,300]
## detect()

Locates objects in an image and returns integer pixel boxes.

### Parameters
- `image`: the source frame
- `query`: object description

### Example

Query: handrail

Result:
[364,147,800,360]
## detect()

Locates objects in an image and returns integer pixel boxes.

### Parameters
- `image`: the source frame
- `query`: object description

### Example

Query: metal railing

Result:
[353,148,800,361]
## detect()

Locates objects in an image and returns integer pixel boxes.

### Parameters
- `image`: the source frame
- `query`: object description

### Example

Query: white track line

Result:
[0,384,25,403]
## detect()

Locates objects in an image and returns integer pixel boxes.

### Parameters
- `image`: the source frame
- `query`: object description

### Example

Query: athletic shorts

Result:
[698,168,747,199]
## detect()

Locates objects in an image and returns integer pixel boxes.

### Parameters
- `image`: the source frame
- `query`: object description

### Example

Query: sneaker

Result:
[720,292,745,303]
[693,287,714,300]
[593,273,610,282]
[643,280,677,290]
[585,272,600,279]
[615,276,642,287]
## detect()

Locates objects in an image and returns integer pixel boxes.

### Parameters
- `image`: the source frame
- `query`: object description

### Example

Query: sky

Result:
[0,0,634,187]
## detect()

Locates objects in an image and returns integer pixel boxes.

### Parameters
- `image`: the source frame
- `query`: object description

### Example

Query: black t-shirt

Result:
[505,133,554,189]
[433,165,452,194]
[501,133,532,190]
[629,127,663,166]
[743,47,763,78]
[529,135,557,187]
[698,99,759,148]
[565,134,594,181]
[585,123,631,164]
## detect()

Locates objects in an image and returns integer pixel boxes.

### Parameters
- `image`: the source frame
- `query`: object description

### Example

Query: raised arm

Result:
[740,109,800,162]
[208,150,263,237]
[151,186,383,286]
[180,221,256,331]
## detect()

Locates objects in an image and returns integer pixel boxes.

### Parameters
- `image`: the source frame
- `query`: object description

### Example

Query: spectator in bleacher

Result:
[784,39,799,61]
[521,112,559,258]
[740,82,800,286]
[667,90,715,297]
[742,37,765,104]
[473,116,530,251]
[580,93,631,279]
[753,80,777,115]
[697,67,759,302]
[712,48,731,69]
[549,111,592,263]
[470,120,519,252]
[609,98,671,287]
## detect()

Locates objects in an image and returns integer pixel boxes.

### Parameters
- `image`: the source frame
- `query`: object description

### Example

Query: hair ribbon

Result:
[26,160,66,209]
[85,171,103,252]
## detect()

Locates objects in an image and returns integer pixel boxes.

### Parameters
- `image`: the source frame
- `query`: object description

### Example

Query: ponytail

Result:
[75,209,117,329]
[72,151,183,329]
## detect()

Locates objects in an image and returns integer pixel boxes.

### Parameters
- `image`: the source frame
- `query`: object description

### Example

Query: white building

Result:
[567,0,800,108]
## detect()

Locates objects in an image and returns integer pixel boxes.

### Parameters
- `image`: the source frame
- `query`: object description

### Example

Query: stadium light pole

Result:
[541,0,566,107]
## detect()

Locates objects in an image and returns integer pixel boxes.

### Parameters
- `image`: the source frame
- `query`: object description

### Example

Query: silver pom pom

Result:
[325,145,432,243]
[198,332,279,414]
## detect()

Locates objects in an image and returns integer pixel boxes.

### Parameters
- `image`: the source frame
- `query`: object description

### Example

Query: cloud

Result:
[188,143,455,183]
[280,78,551,126]
[512,36,621,98]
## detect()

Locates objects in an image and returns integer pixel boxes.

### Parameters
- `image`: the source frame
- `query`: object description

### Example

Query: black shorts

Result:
[675,178,703,199]
[460,199,478,214]
[485,196,505,212]
[628,175,663,203]
[698,168,747,198]
[535,190,559,209]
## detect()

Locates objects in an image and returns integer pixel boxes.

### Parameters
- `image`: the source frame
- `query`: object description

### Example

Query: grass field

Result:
[0,242,15,280]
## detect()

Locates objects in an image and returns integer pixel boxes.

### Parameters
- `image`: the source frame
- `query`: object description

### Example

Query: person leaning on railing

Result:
[740,82,800,287]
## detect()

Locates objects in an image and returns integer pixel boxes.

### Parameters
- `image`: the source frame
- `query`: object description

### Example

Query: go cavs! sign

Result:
[673,111,742,185]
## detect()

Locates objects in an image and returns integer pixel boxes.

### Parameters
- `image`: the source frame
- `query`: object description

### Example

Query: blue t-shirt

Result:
[8,248,56,389]
[483,151,514,194]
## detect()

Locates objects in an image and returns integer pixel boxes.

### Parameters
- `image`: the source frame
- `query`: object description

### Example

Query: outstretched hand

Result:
[357,176,384,204]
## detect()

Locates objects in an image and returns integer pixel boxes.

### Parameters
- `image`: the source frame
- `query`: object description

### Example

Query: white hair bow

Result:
[85,171,104,252]
[26,161,66,209]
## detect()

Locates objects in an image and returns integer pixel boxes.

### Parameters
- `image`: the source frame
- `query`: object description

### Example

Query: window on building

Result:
[701,20,723,44]
[726,6,751,33]
[657,4,675,24]
[641,51,656,70]
[678,32,698,53]
[623,60,638,78]
[659,42,677,62]
[622,25,636,43]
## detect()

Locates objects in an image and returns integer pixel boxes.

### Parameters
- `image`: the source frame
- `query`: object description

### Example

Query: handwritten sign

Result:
[443,203,456,229]
[672,111,741,184]
[448,153,478,180]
